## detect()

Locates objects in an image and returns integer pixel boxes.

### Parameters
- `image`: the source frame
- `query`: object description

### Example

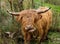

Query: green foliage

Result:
[23,0,35,9]
[45,0,60,5]
[47,31,60,44]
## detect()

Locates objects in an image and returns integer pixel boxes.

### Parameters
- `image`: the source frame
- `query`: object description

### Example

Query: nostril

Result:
[25,27,28,30]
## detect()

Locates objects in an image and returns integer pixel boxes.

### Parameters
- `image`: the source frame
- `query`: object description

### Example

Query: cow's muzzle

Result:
[25,25,36,32]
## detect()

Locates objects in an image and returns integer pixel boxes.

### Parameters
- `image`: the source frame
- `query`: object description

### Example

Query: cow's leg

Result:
[23,32,27,44]
[36,28,44,44]
[24,33,31,44]
[24,34,27,44]
[42,24,50,40]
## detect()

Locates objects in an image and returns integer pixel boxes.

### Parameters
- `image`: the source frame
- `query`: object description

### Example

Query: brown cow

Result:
[7,7,52,44]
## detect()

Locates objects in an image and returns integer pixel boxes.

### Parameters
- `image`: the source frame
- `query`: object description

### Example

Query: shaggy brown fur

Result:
[8,7,52,44]
[36,7,52,42]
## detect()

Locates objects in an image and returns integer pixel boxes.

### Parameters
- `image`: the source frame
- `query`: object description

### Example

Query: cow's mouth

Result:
[29,29,36,32]
[28,28,36,32]
[25,25,36,32]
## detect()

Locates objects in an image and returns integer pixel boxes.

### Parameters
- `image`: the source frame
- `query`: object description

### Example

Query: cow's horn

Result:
[7,9,20,16]
[36,7,51,14]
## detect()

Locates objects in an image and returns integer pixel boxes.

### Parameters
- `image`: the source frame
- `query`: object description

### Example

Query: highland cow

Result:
[7,7,52,44]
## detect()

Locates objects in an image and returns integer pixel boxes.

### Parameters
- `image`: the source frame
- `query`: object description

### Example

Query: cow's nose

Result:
[25,25,36,32]
[25,25,33,30]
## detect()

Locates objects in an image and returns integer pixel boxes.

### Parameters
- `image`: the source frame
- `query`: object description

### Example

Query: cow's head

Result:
[7,7,51,32]
[7,10,39,32]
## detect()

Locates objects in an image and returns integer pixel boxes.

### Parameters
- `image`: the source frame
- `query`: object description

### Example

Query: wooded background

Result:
[0,0,60,44]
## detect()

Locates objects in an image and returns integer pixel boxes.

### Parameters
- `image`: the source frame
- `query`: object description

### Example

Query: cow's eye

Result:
[34,18,37,23]
[21,16,23,20]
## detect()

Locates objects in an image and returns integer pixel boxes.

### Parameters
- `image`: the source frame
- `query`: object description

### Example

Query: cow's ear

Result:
[16,14,23,22]
[34,15,42,23]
